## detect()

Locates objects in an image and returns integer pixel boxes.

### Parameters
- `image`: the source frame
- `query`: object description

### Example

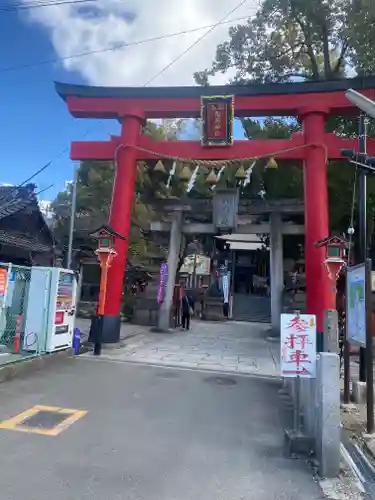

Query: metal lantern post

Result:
[316,236,347,292]
[315,236,346,354]
[88,225,126,355]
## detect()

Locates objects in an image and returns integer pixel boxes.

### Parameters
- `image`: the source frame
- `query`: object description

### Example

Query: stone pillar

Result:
[270,212,284,335]
[103,110,143,342]
[323,309,339,353]
[301,106,334,333]
[157,211,183,331]
[315,352,341,478]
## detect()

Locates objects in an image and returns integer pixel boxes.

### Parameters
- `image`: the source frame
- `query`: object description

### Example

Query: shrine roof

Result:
[0,230,52,253]
[0,184,39,220]
[55,76,375,101]
[315,235,347,247]
[89,224,126,240]
[0,184,54,253]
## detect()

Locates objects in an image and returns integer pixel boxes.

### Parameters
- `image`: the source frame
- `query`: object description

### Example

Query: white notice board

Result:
[281,313,317,378]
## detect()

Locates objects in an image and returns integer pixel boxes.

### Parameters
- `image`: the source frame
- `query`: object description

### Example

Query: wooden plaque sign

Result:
[201,95,234,147]
[213,189,239,230]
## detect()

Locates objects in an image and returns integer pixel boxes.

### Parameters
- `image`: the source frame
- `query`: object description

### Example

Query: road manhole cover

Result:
[0,405,87,436]
[19,410,69,429]
[204,376,237,386]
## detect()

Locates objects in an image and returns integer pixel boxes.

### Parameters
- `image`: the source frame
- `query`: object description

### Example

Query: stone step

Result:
[232,294,271,323]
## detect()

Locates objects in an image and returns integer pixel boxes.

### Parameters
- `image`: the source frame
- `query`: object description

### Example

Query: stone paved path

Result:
[82,320,280,378]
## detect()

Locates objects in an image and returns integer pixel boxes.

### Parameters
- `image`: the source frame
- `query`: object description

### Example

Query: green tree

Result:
[52,121,182,265]
[193,0,375,239]
[52,120,214,270]
[344,0,375,75]
[194,0,364,85]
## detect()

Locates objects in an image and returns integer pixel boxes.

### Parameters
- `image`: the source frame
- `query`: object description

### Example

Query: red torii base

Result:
[56,77,375,342]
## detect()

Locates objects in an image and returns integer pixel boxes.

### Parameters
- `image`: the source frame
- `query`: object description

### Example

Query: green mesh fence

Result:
[0,263,48,359]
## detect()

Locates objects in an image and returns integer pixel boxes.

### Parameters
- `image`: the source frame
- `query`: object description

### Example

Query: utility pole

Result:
[341,115,375,432]
[66,164,78,269]
[358,113,367,382]
[343,89,375,433]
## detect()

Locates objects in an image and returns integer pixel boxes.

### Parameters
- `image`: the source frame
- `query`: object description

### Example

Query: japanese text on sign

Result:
[280,313,317,378]
[157,263,168,305]
[207,103,227,139]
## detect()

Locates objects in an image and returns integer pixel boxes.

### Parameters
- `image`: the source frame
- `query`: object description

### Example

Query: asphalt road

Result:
[0,357,323,500]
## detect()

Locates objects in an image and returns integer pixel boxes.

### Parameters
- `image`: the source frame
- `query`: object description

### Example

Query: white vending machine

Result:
[23,267,77,353]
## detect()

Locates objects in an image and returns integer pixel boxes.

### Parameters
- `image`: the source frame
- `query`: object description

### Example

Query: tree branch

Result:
[322,23,331,79]
[289,2,320,79]
[333,41,348,74]
[275,42,303,59]
[297,28,320,78]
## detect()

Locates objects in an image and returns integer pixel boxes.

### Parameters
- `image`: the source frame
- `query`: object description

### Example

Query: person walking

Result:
[181,288,194,331]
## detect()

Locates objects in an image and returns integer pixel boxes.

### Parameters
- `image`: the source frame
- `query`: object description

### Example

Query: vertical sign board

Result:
[281,313,317,378]
[213,189,239,230]
[347,263,366,347]
[221,271,229,303]
[0,269,7,336]
[201,95,234,147]
[0,268,7,297]
[157,263,168,305]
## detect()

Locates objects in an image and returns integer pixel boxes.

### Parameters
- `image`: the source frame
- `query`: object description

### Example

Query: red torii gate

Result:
[56,77,375,341]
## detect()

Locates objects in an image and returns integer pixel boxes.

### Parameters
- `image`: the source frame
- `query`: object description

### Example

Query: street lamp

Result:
[341,141,374,382]
[341,150,375,172]
[346,89,375,119]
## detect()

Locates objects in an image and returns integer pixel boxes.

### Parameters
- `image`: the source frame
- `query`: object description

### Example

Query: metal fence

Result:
[0,263,49,363]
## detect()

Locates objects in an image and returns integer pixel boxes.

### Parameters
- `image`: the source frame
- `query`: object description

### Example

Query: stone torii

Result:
[149,195,305,333]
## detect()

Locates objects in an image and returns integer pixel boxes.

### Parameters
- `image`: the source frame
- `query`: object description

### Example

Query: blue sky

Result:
[1,4,248,201]
[1,9,119,199]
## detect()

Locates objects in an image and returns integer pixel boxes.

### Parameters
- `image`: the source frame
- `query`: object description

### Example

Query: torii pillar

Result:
[301,105,335,336]
[102,110,144,342]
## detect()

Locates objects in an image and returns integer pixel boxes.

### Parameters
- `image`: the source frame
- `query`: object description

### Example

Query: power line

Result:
[0,3,254,208]
[35,183,55,196]
[0,15,250,73]
[0,133,75,208]
[0,137,81,208]
[0,0,96,12]
[144,0,250,86]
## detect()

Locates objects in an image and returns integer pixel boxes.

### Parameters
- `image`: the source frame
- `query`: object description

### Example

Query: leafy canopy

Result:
[194,0,374,84]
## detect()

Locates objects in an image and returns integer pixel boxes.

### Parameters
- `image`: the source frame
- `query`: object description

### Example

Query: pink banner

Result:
[157,263,168,304]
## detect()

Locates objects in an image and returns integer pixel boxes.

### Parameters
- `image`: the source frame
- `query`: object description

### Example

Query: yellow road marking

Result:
[0,405,88,436]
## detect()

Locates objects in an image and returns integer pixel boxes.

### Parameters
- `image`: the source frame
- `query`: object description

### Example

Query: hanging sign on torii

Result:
[201,95,234,147]
[212,188,239,230]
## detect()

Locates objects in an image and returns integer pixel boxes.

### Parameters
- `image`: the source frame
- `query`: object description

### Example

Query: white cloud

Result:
[22,0,259,86]
[38,199,53,216]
